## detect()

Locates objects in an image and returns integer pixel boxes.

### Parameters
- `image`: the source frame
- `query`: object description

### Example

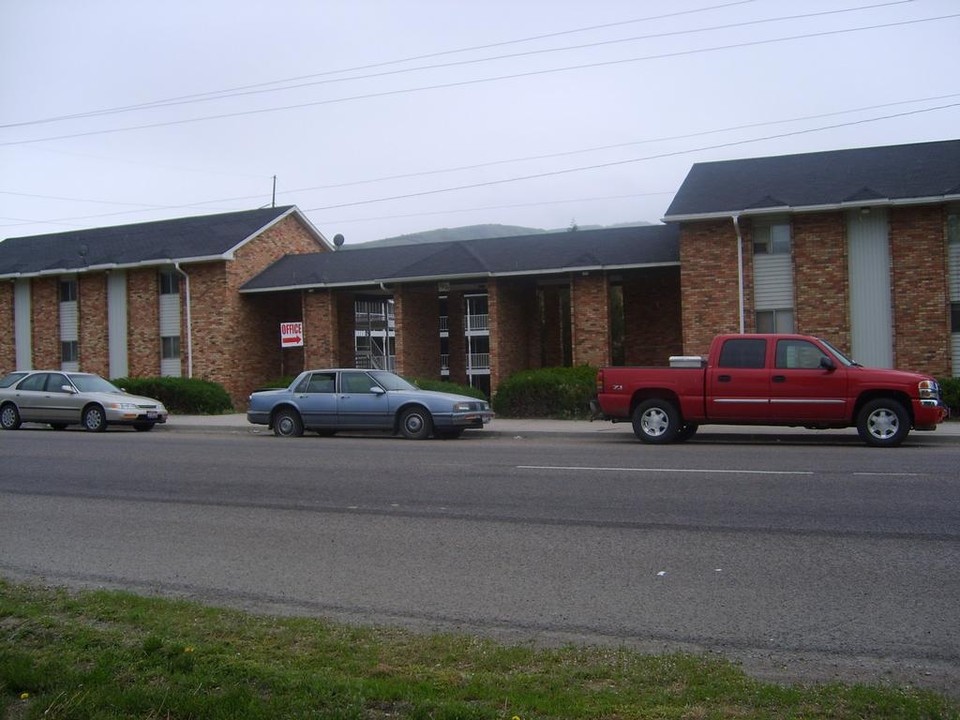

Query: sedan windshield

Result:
[368,370,417,391]
[69,374,123,393]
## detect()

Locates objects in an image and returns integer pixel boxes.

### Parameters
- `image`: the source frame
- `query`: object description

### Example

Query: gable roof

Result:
[0,206,330,279]
[241,224,679,292]
[663,138,960,221]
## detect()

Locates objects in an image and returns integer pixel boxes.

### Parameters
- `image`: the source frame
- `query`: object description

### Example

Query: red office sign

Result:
[280,321,303,348]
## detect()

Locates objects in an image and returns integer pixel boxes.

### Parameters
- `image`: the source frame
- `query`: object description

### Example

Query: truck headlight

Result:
[918,380,939,400]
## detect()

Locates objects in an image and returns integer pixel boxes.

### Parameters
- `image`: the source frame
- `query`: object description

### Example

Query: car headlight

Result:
[453,402,471,412]
[107,402,138,410]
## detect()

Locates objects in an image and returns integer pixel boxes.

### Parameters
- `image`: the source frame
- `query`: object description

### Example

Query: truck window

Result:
[776,340,829,369]
[717,338,767,369]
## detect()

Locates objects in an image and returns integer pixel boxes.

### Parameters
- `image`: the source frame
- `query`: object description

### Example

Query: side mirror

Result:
[819,356,836,371]
[370,386,385,395]
[61,384,78,394]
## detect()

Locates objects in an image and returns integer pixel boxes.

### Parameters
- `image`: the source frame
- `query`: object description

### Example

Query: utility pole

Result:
[271,175,277,208]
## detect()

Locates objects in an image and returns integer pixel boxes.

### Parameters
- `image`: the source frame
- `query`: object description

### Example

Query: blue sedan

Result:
[246,369,493,439]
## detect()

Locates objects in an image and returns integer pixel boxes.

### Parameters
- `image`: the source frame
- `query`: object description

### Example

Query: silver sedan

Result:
[0,370,168,432]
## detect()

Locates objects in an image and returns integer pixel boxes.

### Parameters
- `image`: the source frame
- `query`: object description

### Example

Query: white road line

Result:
[517,465,814,476]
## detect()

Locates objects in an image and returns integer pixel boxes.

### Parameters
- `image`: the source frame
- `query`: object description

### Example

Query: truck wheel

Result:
[856,398,909,447]
[632,399,681,444]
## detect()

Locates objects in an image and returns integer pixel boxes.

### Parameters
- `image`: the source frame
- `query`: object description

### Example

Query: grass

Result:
[1,580,957,719]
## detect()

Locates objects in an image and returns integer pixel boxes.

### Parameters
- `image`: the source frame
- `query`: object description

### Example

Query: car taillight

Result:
[596,369,604,393]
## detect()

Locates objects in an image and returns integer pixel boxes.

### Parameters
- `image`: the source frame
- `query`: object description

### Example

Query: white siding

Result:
[14,279,31,370]
[159,292,181,377]
[847,208,893,368]
[950,228,959,377]
[753,254,793,308]
[949,241,960,303]
[108,271,128,378]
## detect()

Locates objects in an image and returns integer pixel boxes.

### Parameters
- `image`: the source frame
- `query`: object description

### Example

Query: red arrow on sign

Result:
[282,335,302,345]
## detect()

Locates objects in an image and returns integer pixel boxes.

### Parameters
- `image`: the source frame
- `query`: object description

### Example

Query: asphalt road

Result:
[1,427,958,696]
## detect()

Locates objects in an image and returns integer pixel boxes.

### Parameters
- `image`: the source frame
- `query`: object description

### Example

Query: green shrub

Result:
[113,376,234,415]
[492,365,597,419]
[938,376,960,416]
[412,377,487,400]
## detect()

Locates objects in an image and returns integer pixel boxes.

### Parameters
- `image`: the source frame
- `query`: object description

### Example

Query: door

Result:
[14,372,77,424]
[337,371,391,428]
[768,339,849,422]
[706,338,770,421]
[293,372,338,429]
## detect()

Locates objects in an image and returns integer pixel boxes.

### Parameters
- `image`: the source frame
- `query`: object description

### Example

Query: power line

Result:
[1,0,757,129]
[3,94,957,231]
[302,102,960,212]
[3,10,955,147]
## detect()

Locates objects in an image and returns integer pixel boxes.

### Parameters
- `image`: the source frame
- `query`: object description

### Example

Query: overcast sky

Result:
[2,0,958,246]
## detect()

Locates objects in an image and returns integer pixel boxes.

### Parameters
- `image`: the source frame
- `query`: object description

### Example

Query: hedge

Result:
[113,376,234,415]
[492,365,597,419]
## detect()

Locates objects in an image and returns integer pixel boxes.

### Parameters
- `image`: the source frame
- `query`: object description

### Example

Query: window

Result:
[305,372,336,393]
[717,338,767,369]
[61,340,78,364]
[45,373,70,392]
[159,271,180,295]
[776,339,828,369]
[753,219,791,255]
[59,278,77,302]
[952,304,960,333]
[161,336,180,360]
[756,309,795,333]
[18,373,48,392]
[342,371,376,393]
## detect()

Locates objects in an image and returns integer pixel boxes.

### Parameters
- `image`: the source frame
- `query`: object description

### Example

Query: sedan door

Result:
[41,372,83,424]
[293,372,338,429]
[337,371,392,429]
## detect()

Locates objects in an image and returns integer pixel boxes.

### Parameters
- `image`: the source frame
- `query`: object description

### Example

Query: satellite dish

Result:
[333,233,345,248]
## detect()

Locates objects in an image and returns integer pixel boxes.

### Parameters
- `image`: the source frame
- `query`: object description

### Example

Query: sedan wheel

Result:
[0,403,21,430]
[273,408,304,437]
[82,405,108,432]
[400,406,433,440]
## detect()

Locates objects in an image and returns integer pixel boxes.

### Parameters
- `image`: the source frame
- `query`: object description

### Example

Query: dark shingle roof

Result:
[663,139,960,220]
[0,206,328,278]
[241,224,679,292]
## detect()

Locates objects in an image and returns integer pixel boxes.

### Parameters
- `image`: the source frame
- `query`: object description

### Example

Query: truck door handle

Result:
[717,375,731,382]
[772,375,786,383]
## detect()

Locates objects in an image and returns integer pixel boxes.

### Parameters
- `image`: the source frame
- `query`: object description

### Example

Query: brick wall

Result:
[31,278,59,368]
[394,284,440,379]
[127,269,161,376]
[570,272,610,367]
[622,267,683,365]
[184,213,329,406]
[303,290,340,370]
[0,282,13,372]
[488,278,537,390]
[793,213,850,351]
[679,219,749,355]
[78,273,109,376]
[890,205,950,375]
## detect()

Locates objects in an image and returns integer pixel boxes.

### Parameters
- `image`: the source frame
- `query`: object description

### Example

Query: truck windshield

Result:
[818,338,856,367]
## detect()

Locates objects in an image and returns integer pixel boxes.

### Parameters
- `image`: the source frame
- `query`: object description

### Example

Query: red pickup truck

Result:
[592,334,948,447]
